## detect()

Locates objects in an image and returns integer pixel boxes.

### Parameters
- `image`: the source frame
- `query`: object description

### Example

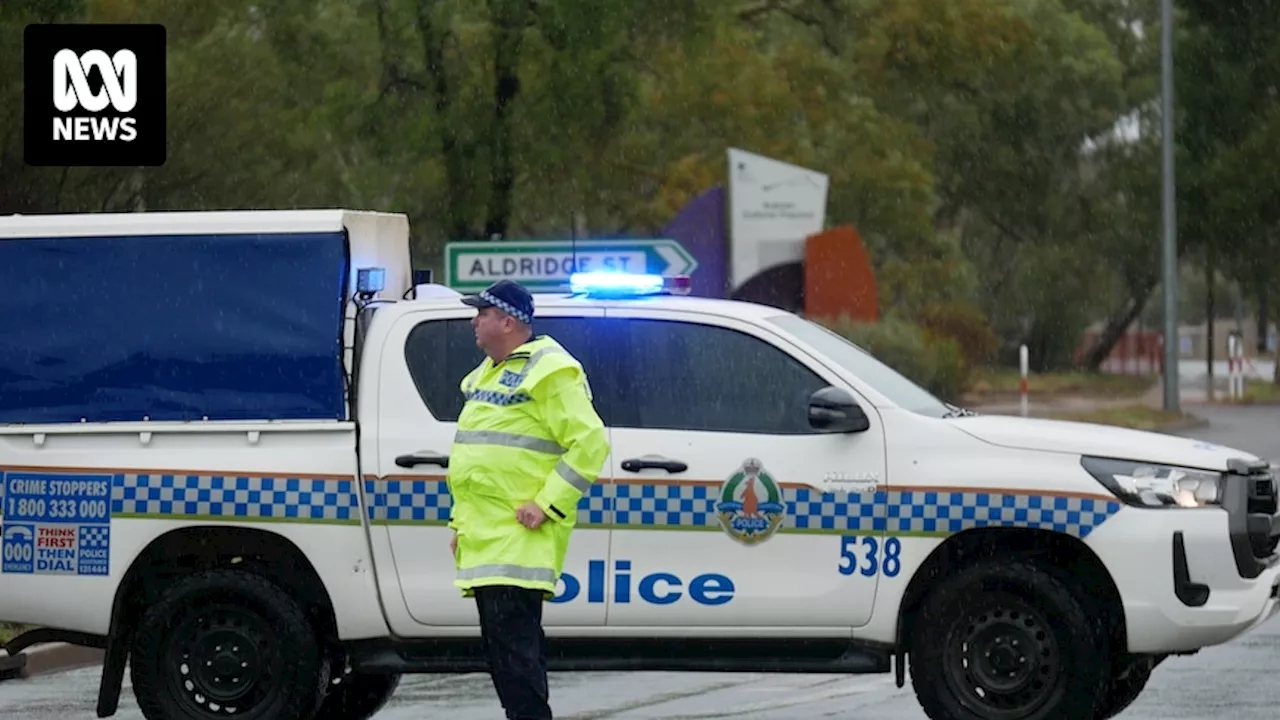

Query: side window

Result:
[403,319,482,423]
[619,318,830,434]
[403,316,621,424]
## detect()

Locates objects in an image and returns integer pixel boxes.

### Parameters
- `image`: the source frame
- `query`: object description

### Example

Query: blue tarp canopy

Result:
[0,231,350,424]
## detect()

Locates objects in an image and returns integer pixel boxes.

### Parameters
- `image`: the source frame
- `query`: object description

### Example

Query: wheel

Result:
[908,559,1110,720]
[314,667,401,720]
[1093,654,1161,719]
[129,568,330,720]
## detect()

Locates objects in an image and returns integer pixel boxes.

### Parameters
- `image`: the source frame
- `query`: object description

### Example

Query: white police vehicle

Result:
[0,210,1277,720]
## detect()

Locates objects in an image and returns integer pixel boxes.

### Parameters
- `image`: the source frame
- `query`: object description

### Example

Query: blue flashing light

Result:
[569,271,665,297]
[357,267,386,294]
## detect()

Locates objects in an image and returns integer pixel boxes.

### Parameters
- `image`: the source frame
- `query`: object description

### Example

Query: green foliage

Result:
[1176,2,1280,317]
[3,0,1275,371]
[0,623,32,644]
[915,301,1000,367]
[820,316,971,402]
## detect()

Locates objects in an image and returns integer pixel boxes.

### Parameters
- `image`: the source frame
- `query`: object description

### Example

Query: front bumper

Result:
[1088,458,1280,654]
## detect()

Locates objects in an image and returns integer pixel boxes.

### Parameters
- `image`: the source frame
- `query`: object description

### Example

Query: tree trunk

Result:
[1257,288,1268,354]
[482,0,532,240]
[1080,289,1153,372]
[1207,247,1215,400]
[416,0,475,240]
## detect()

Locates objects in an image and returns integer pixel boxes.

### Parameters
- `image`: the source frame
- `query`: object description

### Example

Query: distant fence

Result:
[1073,329,1163,375]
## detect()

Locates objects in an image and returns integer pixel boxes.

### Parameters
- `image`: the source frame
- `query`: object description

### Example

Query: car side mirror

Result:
[808,386,871,433]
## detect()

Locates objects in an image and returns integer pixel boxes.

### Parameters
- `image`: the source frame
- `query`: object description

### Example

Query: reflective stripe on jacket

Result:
[447,334,610,598]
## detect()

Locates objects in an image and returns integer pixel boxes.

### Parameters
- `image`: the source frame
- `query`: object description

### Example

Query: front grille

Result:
[1247,469,1280,556]
[1248,476,1278,516]
[1225,458,1279,579]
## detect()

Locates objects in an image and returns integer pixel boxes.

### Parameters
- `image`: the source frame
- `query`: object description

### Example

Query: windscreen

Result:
[766,313,951,417]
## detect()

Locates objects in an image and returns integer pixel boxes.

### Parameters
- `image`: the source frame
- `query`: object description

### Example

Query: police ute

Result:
[0,209,1277,720]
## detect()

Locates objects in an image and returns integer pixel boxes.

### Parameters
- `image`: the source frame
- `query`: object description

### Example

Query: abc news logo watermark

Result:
[24,24,166,167]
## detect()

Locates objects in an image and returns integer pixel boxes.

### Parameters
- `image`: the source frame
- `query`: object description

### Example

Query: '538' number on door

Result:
[838,535,901,578]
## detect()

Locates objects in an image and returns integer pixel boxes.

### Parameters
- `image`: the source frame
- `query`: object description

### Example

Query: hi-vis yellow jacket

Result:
[447,334,610,599]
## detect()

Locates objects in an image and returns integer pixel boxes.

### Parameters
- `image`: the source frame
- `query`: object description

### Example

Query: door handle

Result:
[621,455,688,474]
[395,451,450,469]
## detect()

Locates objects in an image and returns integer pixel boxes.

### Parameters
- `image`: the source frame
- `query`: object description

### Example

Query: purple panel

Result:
[661,185,729,298]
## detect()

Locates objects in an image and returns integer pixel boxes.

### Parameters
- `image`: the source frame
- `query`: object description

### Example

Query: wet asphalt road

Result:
[0,404,1277,719]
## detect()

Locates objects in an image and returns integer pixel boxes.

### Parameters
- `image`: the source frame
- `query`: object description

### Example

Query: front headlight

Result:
[1081,456,1223,508]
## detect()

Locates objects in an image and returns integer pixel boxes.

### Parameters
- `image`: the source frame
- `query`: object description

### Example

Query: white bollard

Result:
[1227,335,1235,400]
[1235,337,1245,399]
[1228,335,1244,400]
[1020,344,1029,417]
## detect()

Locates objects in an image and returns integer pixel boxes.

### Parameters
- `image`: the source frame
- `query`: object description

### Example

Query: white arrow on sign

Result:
[655,244,694,275]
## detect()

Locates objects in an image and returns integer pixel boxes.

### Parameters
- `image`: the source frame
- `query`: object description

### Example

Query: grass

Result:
[1235,379,1280,404]
[1046,404,1198,430]
[0,623,32,644]
[966,369,1157,398]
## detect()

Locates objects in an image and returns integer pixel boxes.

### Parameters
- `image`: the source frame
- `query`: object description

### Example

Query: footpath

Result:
[0,641,102,682]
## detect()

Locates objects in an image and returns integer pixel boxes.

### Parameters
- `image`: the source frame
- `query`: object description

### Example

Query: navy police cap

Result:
[461,279,534,324]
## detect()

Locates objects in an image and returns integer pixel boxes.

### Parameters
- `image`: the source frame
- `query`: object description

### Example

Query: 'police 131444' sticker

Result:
[1,472,111,576]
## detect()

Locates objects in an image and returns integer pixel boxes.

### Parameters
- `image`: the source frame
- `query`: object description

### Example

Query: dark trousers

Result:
[474,585,552,720]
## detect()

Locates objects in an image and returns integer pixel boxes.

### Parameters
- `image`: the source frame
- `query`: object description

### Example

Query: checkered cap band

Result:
[480,289,532,324]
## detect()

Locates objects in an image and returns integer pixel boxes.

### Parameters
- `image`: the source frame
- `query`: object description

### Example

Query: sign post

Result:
[444,239,699,293]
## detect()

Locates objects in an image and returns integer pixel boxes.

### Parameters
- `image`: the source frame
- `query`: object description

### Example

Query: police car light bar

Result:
[568,272,693,297]
[569,271,665,297]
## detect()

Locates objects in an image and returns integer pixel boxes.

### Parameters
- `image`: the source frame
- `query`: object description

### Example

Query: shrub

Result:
[914,301,1000,367]
[817,314,972,402]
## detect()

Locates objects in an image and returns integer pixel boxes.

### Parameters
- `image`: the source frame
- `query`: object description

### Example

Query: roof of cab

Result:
[408,286,793,321]
[536,292,790,319]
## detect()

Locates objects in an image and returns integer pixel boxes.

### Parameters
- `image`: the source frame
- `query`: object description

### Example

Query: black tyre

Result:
[1093,654,1161,719]
[314,668,401,720]
[908,559,1110,720]
[130,568,330,720]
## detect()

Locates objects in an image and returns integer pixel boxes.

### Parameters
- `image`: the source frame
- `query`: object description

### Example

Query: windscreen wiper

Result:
[941,403,980,418]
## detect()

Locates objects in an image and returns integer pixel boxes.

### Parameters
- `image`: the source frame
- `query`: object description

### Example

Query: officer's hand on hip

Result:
[450,533,457,556]
[516,502,547,530]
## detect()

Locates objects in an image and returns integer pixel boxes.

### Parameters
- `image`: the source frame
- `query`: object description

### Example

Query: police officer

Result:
[447,279,610,720]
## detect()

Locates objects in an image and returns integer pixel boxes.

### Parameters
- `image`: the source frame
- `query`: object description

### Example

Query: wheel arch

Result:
[893,527,1126,684]
[96,525,338,717]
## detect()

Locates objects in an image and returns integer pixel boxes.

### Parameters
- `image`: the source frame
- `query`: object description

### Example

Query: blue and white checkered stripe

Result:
[362,479,613,525]
[1,470,1121,538]
[462,388,532,406]
[112,474,361,523]
[480,289,532,324]
[613,483,716,527]
[363,479,454,523]
[789,488,1121,536]
[363,480,1122,538]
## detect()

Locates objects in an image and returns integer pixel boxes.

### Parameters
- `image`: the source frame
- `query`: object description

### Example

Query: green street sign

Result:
[444,239,699,292]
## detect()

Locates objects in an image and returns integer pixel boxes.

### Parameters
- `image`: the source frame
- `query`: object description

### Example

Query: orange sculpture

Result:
[803,225,880,322]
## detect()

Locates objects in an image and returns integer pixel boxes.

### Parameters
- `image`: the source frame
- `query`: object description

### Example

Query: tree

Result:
[736,0,1158,368]
[1176,1,1280,381]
